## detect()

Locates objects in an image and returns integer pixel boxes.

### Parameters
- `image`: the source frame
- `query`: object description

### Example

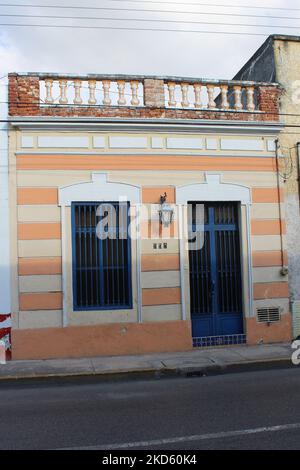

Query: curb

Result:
[0,357,293,383]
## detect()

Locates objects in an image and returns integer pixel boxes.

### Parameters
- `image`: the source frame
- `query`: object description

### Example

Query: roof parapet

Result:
[8,72,282,123]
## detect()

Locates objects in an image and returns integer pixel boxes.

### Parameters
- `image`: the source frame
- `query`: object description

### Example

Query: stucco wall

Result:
[7,128,291,354]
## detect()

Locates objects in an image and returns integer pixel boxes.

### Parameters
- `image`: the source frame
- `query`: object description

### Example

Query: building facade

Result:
[4,72,291,360]
[234,34,300,338]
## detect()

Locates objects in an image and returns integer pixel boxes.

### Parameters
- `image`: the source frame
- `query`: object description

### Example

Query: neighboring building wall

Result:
[0,76,11,358]
[273,39,300,304]
[235,35,300,305]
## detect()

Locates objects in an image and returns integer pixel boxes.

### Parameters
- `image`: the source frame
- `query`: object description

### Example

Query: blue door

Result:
[188,202,244,347]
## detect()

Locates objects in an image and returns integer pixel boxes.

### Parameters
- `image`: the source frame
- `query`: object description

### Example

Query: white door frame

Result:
[176,173,253,323]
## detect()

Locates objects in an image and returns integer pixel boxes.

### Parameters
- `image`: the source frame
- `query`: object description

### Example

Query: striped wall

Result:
[16,155,276,172]
[140,187,181,322]
[16,181,62,328]
[13,147,289,335]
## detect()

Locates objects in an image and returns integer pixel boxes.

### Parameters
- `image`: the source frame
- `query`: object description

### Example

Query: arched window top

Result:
[59,173,141,206]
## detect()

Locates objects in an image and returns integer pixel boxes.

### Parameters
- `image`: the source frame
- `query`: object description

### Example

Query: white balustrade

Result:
[167,82,176,107]
[40,76,258,112]
[246,86,255,112]
[73,80,83,105]
[88,80,97,105]
[234,85,243,110]
[44,79,54,104]
[130,81,140,106]
[193,84,202,108]
[220,85,229,109]
[165,81,258,112]
[59,80,68,104]
[117,80,126,106]
[207,85,217,109]
[181,83,189,108]
[102,80,111,106]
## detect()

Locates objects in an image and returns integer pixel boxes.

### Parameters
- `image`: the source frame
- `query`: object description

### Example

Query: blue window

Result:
[71,202,132,310]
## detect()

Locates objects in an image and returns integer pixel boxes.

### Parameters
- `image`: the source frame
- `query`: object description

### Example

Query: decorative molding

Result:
[21,135,34,148]
[151,137,164,149]
[16,150,275,158]
[246,204,254,317]
[59,173,141,206]
[93,136,106,148]
[109,136,148,148]
[220,138,263,151]
[267,139,276,152]
[61,206,67,327]
[206,138,218,150]
[176,173,252,205]
[19,131,277,157]
[136,206,142,323]
[167,137,203,149]
[10,117,284,135]
[178,204,186,321]
[38,136,89,148]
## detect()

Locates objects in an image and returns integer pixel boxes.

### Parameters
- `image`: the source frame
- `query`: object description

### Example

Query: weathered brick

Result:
[8,74,281,122]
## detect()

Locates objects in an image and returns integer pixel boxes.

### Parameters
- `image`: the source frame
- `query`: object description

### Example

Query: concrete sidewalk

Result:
[0,342,294,381]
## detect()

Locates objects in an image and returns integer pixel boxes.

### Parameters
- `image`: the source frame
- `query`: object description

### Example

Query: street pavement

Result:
[0,366,300,449]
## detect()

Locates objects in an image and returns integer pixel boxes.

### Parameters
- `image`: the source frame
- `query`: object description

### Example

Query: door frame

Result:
[176,173,253,331]
[188,201,244,339]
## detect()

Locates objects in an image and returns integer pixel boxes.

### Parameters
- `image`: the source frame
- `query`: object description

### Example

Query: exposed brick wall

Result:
[9,73,40,116]
[257,85,282,121]
[8,74,281,122]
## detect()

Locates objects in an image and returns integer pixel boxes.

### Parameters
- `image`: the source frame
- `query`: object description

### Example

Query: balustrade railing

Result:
[40,77,144,107]
[9,73,280,118]
[165,80,256,111]
[39,76,258,111]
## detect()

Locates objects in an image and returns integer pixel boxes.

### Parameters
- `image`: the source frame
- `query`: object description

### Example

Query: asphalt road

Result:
[1,367,300,450]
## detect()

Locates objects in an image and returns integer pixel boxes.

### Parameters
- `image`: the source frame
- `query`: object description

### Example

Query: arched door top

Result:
[176,173,251,205]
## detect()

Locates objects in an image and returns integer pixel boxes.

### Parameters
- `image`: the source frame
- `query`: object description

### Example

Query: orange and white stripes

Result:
[251,186,288,309]
[15,164,289,329]
[17,185,63,319]
[16,155,277,172]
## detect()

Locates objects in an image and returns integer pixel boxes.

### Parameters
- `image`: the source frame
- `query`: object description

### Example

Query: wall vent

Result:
[257,307,280,323]
[292,301,300,338]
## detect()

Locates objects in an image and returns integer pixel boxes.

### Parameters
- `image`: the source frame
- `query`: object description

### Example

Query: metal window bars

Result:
[72,202,132,310]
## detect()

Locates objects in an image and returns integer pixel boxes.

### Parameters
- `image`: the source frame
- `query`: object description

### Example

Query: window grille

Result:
[72,202,132,310]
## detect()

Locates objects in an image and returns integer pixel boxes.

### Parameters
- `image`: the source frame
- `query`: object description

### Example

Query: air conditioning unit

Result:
[257,307,281,324]
[292,301,300,339]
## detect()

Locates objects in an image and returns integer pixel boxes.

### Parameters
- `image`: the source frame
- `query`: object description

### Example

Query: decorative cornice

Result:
[8,117,283,135]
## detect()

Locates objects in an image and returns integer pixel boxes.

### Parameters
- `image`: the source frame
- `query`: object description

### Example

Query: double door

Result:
[188,202,244,342]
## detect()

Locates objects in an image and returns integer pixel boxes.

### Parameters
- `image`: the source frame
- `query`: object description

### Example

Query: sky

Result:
[0,0,299,80]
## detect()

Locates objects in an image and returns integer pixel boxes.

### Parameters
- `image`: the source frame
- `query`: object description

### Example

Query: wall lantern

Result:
[159,192,174,227]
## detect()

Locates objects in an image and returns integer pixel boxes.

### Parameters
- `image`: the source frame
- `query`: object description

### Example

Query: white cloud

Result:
[0,0,299,79]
